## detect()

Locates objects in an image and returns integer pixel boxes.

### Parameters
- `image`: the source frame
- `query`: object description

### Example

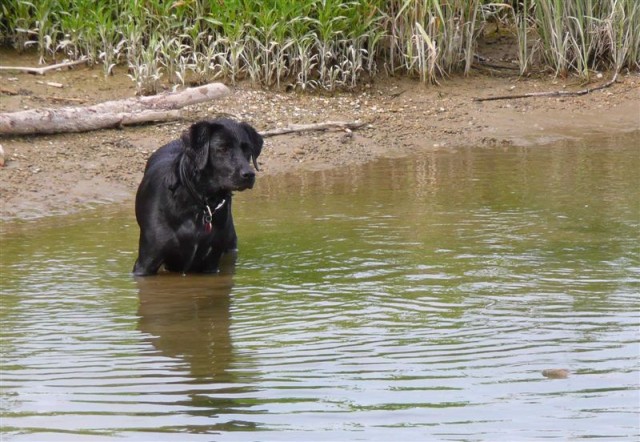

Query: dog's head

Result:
[180,118,263,193]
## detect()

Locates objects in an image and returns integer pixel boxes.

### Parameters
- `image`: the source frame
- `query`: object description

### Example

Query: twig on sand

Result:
[0,57,90,75]
[260,121,368,137]
[473,72,619,102]
[0,87,86,103]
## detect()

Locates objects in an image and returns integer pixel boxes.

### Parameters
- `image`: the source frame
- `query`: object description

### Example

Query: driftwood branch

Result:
[0,83,230,135]
[260,121,368,137]
[473,72,619,102]
[0,57,89,75]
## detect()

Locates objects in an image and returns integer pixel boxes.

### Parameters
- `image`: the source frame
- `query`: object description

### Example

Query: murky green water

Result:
[2,134,639,441]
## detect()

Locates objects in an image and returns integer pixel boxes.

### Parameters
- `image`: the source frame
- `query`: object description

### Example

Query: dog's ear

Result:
[241,122,263,171]
[181,121,213,170]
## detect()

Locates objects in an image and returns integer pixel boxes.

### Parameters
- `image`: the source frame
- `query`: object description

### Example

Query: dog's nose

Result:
[242,170,256,180]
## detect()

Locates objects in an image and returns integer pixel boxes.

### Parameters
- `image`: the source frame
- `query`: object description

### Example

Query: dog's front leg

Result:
[132,234,165,276]
[133,255,163,276]
[199,248,224,273]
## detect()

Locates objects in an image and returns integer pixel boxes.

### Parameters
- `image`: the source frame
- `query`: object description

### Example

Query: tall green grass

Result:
[1,0,638,94]
[523,0,640,77]
[381,0,486,84]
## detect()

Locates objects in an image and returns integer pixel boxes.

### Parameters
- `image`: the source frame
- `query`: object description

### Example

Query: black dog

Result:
[133,118,263,276]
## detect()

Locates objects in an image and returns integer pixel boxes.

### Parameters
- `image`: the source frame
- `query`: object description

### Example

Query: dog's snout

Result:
[236,167,256,190]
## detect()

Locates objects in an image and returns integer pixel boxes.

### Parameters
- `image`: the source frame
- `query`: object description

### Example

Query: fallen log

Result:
[260,121,368,137]
[0,83,230,135]
[0,57,89,75]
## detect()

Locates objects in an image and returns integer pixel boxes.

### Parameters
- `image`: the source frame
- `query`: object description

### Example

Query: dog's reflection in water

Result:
[135,265,235,382]
[135,263,260,430]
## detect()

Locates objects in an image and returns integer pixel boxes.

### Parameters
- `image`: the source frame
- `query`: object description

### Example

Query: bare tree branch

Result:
[260,121,368,137]
[0,57,90,75]
[473,73,619,102]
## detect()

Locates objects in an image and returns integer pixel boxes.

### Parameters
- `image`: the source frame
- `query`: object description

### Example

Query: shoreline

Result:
[1,65,639,222]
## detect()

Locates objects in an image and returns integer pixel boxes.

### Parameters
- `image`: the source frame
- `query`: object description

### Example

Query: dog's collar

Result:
[178,155,228,233]
[202,198,226,233]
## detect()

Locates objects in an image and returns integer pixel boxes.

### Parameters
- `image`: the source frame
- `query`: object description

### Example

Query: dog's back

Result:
[144,140,182,171]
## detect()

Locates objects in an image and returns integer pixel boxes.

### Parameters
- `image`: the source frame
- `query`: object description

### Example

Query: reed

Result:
[519,0,640,77]
[1,0,637,94]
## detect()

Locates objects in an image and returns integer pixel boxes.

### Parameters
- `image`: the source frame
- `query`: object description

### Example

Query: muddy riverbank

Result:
[1,53,638,221]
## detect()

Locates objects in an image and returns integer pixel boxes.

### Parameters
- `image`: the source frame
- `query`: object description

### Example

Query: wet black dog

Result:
[133,118,262,276]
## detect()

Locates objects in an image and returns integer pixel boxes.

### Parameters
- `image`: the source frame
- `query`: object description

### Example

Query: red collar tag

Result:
[203,205,213,233]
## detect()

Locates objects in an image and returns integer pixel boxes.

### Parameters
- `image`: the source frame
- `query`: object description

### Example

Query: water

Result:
[1,134,639,441]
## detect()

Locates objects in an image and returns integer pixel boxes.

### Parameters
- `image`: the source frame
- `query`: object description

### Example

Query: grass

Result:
[528,0,640,78]
[1,0,638,94]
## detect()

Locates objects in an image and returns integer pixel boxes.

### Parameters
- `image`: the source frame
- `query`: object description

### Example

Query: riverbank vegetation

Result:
[1,0,638,94]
